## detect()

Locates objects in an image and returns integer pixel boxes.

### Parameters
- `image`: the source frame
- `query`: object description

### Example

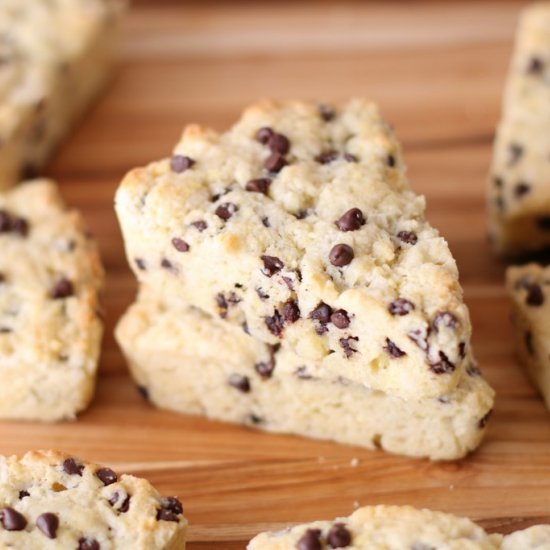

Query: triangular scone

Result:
[0,450,187,549]
[506,263,550,410]
[488,3,550,255]
[116,99,479,401]
[116,288,494,460]
[247,505,550,549]
[0,180,104,420]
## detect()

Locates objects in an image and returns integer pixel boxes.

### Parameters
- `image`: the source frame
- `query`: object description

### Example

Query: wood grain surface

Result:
[2,1,550,548]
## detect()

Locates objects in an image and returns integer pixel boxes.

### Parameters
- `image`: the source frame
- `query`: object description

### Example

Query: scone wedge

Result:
[506,263,550,410]
[0,180,104,420]
[116,288,494,460]
[0,450,187,549]
[488,2,550,255]
[116,99,488,402]
[247,505,550,549]
[0,0,125,188]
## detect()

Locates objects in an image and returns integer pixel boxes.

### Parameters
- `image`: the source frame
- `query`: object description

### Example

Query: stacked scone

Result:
[489,3,550,412]
[115,99,494,460]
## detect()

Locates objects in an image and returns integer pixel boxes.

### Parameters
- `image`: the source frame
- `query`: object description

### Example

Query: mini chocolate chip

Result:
[242,321,250,334]
[315,150,339,164]
[297,528,322,550]
[216,293,228,318]
[430,351,455,374]
[514,182,530,198]
[331,309,350,329]
[63,458,84,476]
[538,216,550,231]
[51,278,74,299]
[261,255,284,276]
[269,133,290,154]
[137,385,149,400]
[255,359,275,378]
[96,468,117,486]
[191,220,208,232]
[387,154,396,167]
[261,216,271,227]
[18,490,29,499]
[172,238,190,252]
[458,341,466,359]
[161,258,173,270]
[526,283,544,305]
[432,311,458,331]
[344,153,358,162]
[478,409,493,428]
[256,127,274,144]
[36,513,58,539]
[282,300,300,323]
[388,298,415,316]
[135,258,146,270]
[1,507,27,531]
[246,178,271,194]
[527,56,544,74]
[336,208,365,232]
[78,537,100,550]
[294,210,309,220]
[319,104,335,121]
[170,155,195,173]
[156,496,183,522]
[327,523,352,548]
[340,336,359,358]
[0,210,10,232]
[508,143,523,166]
[329,244,354,266]
[161,496,183,515]
[109,493,130,512]
[11,217,28,237]
[215,202,238,220]
[264,152,287,173]
[228,373,251,393]
[493,176,503,188]
[310,302,333,324]
[384,338,406,358]
[397,230,418,245]
[157,508,180,522]
[265,310,284,336]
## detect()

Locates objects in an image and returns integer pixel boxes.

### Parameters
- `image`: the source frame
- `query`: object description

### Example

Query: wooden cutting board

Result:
[2,1,550,547]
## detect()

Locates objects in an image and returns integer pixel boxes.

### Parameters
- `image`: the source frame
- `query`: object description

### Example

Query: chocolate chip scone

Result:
[116,288,494,460]
[506,263,550,410]
[116,99,478,402]
[488,3,550,255]
[247,505,503,549]
[502,525,550,550]
[0,179,104,420]
[0,0,125,188]
[0,450,187,549]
